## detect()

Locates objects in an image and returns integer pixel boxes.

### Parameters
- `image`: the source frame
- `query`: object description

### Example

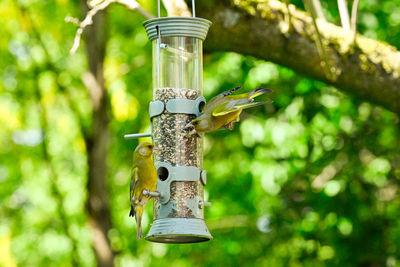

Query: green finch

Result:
[129,142,158,239]
[187,86,272,133]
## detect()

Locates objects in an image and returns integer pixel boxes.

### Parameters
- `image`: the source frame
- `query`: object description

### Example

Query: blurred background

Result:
[1,0,400,266]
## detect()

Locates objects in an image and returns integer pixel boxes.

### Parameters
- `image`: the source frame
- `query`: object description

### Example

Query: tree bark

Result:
[82,3,114,267]
[194,0,400,114]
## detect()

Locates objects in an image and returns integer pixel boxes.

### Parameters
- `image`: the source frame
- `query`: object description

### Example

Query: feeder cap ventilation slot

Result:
[143,17,212,41]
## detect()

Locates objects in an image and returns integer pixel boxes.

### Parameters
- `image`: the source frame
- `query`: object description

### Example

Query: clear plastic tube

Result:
[152,36,204,220]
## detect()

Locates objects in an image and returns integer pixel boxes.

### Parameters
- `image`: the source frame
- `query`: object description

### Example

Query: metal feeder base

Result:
[145,218,212,244]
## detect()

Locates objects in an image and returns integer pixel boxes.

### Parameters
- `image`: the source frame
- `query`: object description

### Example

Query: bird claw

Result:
[189,128,199,137]
[187,129,201,138]
[184,123,199,137]
[142,189,149,195]
[225,122,235,131]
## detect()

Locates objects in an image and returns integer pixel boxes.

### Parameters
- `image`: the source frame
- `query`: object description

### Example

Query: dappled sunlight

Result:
[111,88,140,122]
[1,0,400,265]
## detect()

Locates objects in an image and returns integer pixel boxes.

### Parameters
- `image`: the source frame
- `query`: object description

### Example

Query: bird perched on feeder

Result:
[186,86,272,133]
[129,142,158,239]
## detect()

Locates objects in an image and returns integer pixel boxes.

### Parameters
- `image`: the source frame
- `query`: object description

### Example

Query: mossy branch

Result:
[194,0,400,114]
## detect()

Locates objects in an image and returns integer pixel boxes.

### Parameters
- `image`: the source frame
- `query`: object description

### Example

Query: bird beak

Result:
[184,122,193,129]
[152,146,160,153]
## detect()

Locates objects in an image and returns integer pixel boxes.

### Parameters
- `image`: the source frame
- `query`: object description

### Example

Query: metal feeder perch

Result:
[124,0,212,243]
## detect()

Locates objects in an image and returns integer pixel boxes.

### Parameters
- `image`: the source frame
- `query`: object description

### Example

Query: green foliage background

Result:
[1,0,400,266]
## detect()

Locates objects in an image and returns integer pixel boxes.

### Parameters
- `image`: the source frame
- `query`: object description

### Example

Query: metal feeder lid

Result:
[143,17,212,41]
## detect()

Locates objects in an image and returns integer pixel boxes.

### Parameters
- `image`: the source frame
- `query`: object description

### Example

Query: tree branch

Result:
[350,0,360,42]
[303,0,335,80]
[81,1,114,265]
[337,0,350,31]
[67,0,154,54]
[311,0,326,21]
[195,0,400,114]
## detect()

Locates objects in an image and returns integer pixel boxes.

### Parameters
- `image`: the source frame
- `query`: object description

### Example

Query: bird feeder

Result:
[125,0,212,243]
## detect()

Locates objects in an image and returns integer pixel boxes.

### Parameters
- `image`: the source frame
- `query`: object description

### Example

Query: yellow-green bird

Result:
[129,142,158,239]
[187,86,272,133]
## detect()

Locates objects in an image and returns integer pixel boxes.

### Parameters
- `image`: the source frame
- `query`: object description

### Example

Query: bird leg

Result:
[191,130,200,137]
[188,130,200,138]
[225,122,235,131]
[184,123,199,137]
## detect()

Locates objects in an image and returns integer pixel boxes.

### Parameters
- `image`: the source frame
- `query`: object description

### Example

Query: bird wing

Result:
[211,97,250,116]
[231,101,272,110]
[130,167,138,202]
[226,87,272,100]
[212,99,272,116]
[212,104,240,116]
[202,87,242,114]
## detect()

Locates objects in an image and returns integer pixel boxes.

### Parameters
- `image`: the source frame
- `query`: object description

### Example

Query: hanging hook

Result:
[156,25,167,49]
[156,25,161,41]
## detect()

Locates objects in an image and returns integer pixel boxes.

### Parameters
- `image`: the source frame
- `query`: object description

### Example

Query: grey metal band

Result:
[144,17,212,41]
[149,96,206,118]
[149,100,164,118]
[156,162,200,204]
[166,96,205,116]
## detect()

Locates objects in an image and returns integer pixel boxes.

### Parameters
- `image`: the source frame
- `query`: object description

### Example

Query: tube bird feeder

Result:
[138,2,212,243]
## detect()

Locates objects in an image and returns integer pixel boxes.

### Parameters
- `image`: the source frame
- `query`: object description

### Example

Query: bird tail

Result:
[135,206,143,239]
[248,87,272,99]
[233,88,272,110]
[129,206,135,217]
